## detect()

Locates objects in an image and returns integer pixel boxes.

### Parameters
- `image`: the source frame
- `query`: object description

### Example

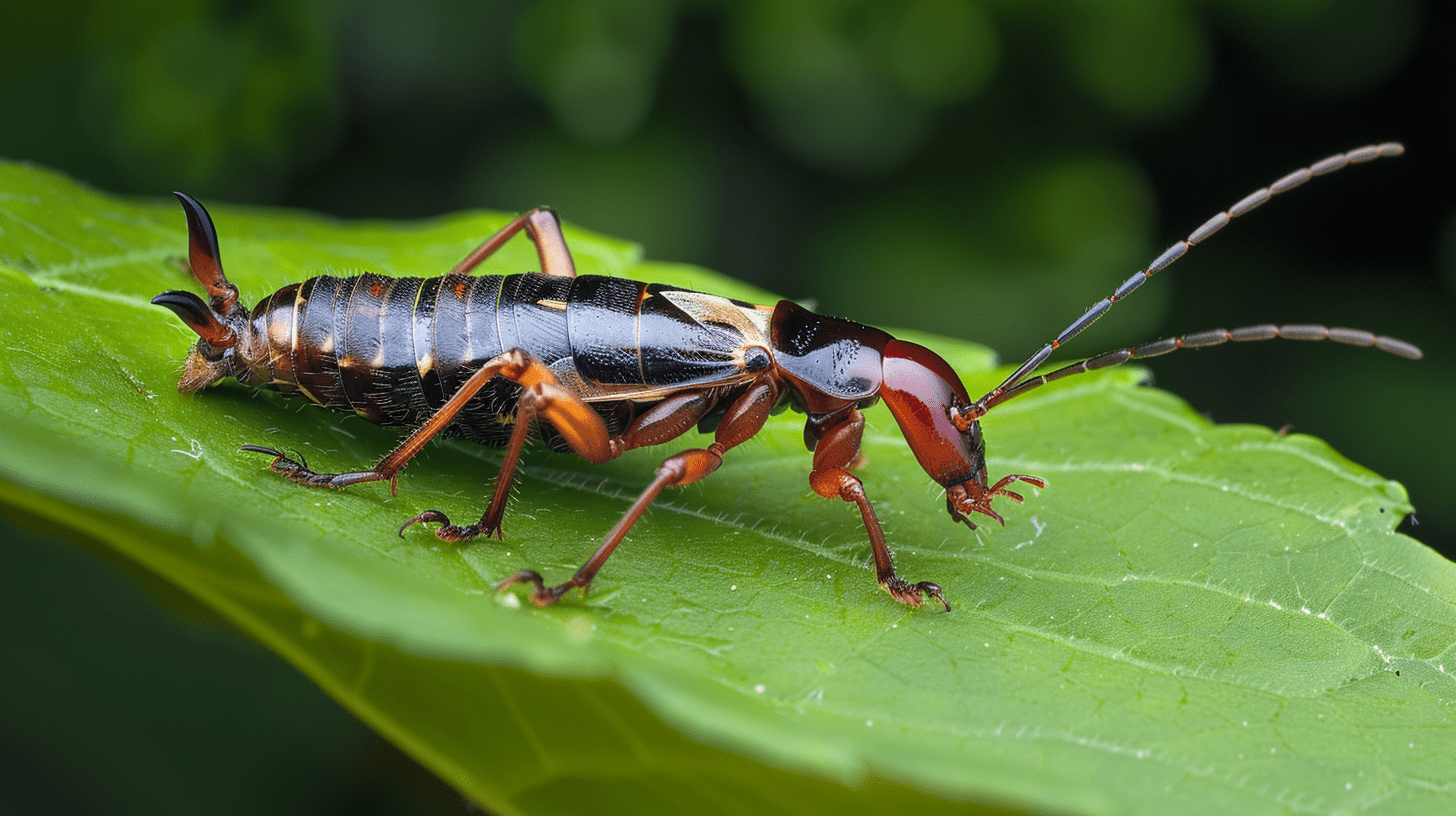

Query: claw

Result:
[399,509,489,543]
[240,444,312,478]
[919,581,950,612]
[398,509,450,538]
[495,570,581,607]
[240,443,288,461]
[496,569,544,594]
[882,577,951,611]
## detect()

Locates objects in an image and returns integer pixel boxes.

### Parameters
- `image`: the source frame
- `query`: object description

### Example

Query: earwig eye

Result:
[744,346,771,372]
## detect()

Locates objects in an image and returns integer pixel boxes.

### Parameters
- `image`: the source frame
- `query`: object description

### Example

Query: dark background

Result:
[3,1,1452,812]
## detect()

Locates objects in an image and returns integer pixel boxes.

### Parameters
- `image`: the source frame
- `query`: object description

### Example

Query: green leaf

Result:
[2,162,1453,816]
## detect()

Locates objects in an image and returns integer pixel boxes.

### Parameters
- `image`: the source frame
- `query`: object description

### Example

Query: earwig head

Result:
[876,339,1007,526]
[878,339,1047,528]
[152,192,252,393]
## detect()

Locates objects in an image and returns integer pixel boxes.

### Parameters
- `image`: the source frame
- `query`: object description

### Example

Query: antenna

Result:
[951,143,1414,428]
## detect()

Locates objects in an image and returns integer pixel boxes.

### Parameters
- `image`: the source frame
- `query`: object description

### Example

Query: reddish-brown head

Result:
[879,339,1041,528]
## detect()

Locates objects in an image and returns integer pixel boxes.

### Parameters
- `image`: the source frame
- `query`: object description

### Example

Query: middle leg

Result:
[499,378,781,606]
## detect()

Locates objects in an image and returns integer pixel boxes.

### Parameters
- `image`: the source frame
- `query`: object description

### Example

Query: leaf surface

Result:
[2,163,1453,815]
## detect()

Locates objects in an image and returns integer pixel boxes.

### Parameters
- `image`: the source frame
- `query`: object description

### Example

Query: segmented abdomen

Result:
[249,273,570,445]
[247,273,771,447]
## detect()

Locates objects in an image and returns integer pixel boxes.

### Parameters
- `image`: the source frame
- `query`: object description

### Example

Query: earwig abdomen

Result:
[247,273,550,445]
[242,272,768,449]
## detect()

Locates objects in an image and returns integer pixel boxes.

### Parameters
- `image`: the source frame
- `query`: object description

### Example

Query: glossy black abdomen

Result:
[255,273,757,449]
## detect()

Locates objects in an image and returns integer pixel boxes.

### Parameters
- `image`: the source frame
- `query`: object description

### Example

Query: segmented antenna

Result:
[978,323,1420,414]
[954,142,1413,426]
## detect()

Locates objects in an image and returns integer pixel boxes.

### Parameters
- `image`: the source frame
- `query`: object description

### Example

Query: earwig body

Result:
[208,272,775,449]
[153,144,1422,611]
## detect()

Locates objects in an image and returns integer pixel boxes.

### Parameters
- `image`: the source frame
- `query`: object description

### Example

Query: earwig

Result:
[153,143,1420,611]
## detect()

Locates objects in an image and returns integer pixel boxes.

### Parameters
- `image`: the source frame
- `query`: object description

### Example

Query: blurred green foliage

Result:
[2,0,1451,812]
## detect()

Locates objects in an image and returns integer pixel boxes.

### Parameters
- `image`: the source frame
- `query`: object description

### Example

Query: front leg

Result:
[808,408,950,611]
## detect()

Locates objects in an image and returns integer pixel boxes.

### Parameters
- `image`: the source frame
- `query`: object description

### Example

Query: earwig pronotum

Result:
[153,143,1421,611]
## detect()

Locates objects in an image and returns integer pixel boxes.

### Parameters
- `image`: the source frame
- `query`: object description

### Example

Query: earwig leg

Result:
[239,445,358,487]
[450,207,576,278]
[247,350,611,534]
[808,408,949,611]
[399,397,537,542]
[401,366,618,541]
[498,457,711,606]
[497,378,778,606]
